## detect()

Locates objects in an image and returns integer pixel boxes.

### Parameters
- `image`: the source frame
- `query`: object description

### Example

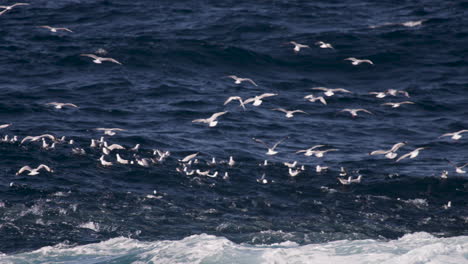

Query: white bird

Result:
[288,41,310,53]
[443,201,451,210]
[311,87,352,97]
[440,170,449,179]
[136,158,151,167]
[0,3,29,15]
[340,108,373,117]
[296,145,326,156]
[45,102,78,109]
[16,164,53,176]
[196,169,210,176]
[304,94,327,105]
[344,57,374,65]
[386,89,410,98]
[339,167,348,177]
[0,123,12,129]
[102,147,111,155]
[225,75,258,86]
[439,130,468,140]
[106,143,125,151]
[207,157,217,166]
[228,156,235,167]
[283,161,297,168]
[192,111,227,127]
[369,92,387,98]
[396,147,426,162]
[244,93,277,106]
[131,144,140,152]
[253,137,288,156]
[257,173,269,184]
[179,152,199,163]
[90,139,98,148]
[272,108,307,118]
[95,128,126,136]
[447,161,468,174]
[381,101,415,108]
[72,148,86,155]
[223,172,229,180]
[338,175,362,185]
[206,171,218,178]
[309,149,338,158]
[316,165,328,173]
[289,168,302,177]
[21,134,57,144]
[369,142,406,159]
[99,155,113,166]
[402,20,424,27]
[224,96,246,110]
[81,54,122,65]
[38,26,73,33]
[259,160,269,167]
[315,41,334,49]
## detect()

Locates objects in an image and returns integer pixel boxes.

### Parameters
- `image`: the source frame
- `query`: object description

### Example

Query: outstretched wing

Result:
[210,111,227,120]
[272,108,288,114]
[272,136,289,149]
[101,57,122,65]
[396,152,412,162]
[245,78,258,86]
[81,54,99,60]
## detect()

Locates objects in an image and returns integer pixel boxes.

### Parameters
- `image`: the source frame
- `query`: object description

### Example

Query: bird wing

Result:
[243,97,255,104]
[253,138,270,149]
[81,54,99,59]
[311,87,328,91]
[101,57,122,65]
[396,152,412,162]
[258,93,277,99]
[39,134,56,141]
[224,96,240,105]
[0,123,11,129]
[273,108,288,114]
[458,130,468,134]
[398,91,410,97]
[381,103,395,106]
[12,3,30,7]
[64,103,78,107]
[400,101,415,105]
[210,111,227,120]
[333,88,352,93]
[37,164,52,172]
[340,108,352,112]
[324,149,338,153]
[390,142,406,152]
[357,109,373,114]
[318,97,327,105]
[291,110,307,114]
[370,150,388,155]
[192,118,208,123]
[39,25,52,30]
[181,152,198,162]
[460,163,468,169]
[439,132,453,138]
[272,137,288,149]
[17,166,32,174]
[57,28,73,32]
[246,78,258,86]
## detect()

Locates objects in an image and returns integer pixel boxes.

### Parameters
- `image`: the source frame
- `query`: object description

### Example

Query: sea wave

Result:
[1,232,467,264]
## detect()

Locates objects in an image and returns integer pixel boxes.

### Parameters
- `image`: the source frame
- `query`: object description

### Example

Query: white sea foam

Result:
[0,232,467,264]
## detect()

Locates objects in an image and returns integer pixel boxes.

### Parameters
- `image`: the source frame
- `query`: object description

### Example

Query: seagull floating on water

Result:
[38,26,73,33]
[311,87,352,97]
[244,93,277,106]
[81,54,122,65]
[396,147,426,162]
[338,175,362,185]
[46,102,78,109]
[272,108,307,118]
[315,41,334,49]
[288,41,310,53]
[192,111,227,127]
[439,130,468,140]
[0,3,29,15]
[16,164,53,176]
[225,75,258,86]
[344,57,374,65]
[253,137,288,156]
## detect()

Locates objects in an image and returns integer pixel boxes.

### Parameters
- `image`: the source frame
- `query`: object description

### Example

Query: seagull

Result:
[304,94,327,105]
[296,145,326,156]
[369,142,407,159]
[207,157,217,166]
[338,175,362,185]
[253,137,288,155]
[81,54,122,65]
[72,148,86,155]
[381,101,415,108]
[339,167,348,177]
[344,57,374,65]
[244,93,277,106]
[402,20,424,27]
[443,201,451,210]
[288,41,310,53]
[396,147,426,162]
[316,165,328,173]
[440,170,449,179]
[311,87,352,97]
[369,92,387,98]
[284,161,297,168]
[0,123,11,129]
[192,111,227,127]
[46,102,78,109]
[0,3,29,15]
[315,41,334,49]
[95,128,126,136]
[131,144,140,152]
[272,108,307,118]
[38,26,73,33]
[439,130,468,140]
[257,173,269,184]
[225,75,258,86]
[16,164,53,176]
[224,96,246,110]
[386,89,410,98]
[21,134,57,144]
[340,108,373,118]
[309,149,338,158]
[179,152,199,163]
[106,143,125,151]
[99,155,113,166]
[289,168,302,177]
[447,161,468,174]
[228,156,235,167]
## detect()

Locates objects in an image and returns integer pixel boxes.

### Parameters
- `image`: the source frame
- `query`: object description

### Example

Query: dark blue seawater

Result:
[1,0,467,262]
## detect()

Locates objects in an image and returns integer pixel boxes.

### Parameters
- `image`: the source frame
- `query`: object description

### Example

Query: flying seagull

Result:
[311,87,352,97]
[447,161,468,174]
[46,102,78,109]
[225,75,258,86]
[344,57,374,65]
[253,137,288,155]
[81,54,122,65]
[272,108,307,118]
[439,130,468,140]
[288,41,310,53]
[340,108,373,117]
[304,94,327,105]
[369,142,406,159]
[0,3,29,16]
[296,145,326,156]
[315,41,334,49]
[16,164,53,176]
[244,93,277,106]
[381,101,415,108]
[192,111,227,127]
[38,26,73,33]
[396,147,426,162]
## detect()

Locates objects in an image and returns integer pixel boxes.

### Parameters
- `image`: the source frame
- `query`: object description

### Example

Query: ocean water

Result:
[0,0,467,262]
